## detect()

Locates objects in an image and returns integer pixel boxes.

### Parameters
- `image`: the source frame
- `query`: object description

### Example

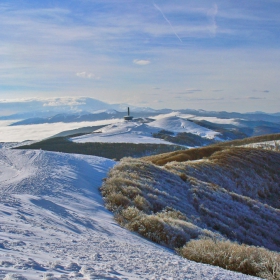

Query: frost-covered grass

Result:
[178,239,280,280]
[143,133,280,165]
[242,140,280,152]
[100,147,280,278]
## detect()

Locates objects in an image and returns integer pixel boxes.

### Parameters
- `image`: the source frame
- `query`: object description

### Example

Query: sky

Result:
[0,0,280,113]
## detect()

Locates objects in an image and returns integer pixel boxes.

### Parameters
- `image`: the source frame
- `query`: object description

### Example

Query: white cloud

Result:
[76,72,100,79]
[0,119,122,142]
[185,88,202,94]
[153,3,182,42]
[42,97,86,107]
[207,4,218,36]
[133,59,151,66]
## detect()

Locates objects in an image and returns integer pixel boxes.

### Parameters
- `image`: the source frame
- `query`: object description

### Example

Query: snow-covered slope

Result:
[147,116,220,139]
[72,121,173,144]
[151,112,240,126]
[72,116,220,145]
[0,148,258,279]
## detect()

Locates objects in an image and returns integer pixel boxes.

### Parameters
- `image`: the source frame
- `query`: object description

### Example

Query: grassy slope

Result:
[142,133,280,165]
[101,147,280,252]
[101,146,280,278]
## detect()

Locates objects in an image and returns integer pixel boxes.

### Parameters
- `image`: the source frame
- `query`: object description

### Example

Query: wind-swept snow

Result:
[0,148,258,279]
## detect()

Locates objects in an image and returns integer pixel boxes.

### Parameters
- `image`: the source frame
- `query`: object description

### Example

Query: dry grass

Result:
[143,133,280,166]
[123,210,189,248]
[178,239,280,280]
[116,206,213,248]
[143,146,223,165]
[100,148,280,278]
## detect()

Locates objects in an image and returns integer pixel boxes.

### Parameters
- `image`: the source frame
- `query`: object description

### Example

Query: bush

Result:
[133,195,151,212]
[179,173,187,182]
[178,239,280,280]
[126,214,189,248]
[105,193,131,210]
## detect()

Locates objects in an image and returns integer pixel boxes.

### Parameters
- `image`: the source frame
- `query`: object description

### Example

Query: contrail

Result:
[153,3,182,43]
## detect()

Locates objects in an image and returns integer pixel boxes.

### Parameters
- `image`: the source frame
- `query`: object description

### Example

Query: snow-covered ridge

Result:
[148,116,220,138]
[72,120,172,145]
[72,116,220,145]
[0,149,258,279]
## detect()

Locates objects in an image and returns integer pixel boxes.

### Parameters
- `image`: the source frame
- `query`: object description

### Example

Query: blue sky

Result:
[0,0,279,112]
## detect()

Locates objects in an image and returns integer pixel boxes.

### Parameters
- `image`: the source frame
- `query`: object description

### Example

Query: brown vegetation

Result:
[178,239,280,280]
[142,146,223,165]
[100,145,280,278]
[143,133,280,166]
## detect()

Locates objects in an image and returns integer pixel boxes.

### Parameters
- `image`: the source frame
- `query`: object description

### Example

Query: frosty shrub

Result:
[133,195,151,211]
[105,193,131,210]
[178,239,280,280]
[125,211,189,248]
[116,207,186,247]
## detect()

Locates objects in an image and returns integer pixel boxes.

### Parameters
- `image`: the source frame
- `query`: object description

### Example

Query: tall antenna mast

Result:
[124,106,133,121]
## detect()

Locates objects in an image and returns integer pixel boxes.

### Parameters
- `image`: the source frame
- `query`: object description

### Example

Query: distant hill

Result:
[179,109,280,123]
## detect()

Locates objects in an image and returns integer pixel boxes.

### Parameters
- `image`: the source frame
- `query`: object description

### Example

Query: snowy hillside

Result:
[0,148,258,279]
[147,116,220,139]
[72,121,172,144]
[72,116,219,145]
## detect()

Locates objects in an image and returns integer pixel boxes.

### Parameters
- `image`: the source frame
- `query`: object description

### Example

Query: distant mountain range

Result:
[1,97,279,122]
[7,107,280,142]
[1,97,279,146]
[8,110,163,126]
[0,97,158,120]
